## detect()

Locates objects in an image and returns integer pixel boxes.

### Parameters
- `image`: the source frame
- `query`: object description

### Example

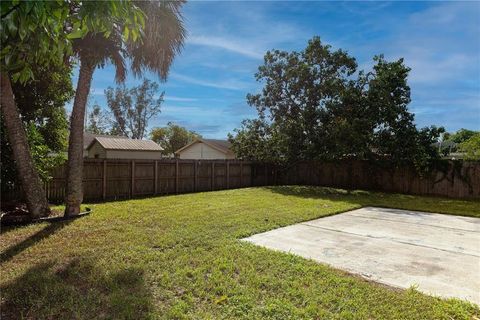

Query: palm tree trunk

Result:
[0,73,50,218]
[64,60,95,216]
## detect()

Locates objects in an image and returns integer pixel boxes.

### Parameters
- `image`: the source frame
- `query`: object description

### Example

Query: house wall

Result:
[178,142,235,160]
[87,141,107,158]
[106,150,163,160]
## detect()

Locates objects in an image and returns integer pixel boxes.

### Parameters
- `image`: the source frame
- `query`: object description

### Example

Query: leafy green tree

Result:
[86,103,110,135]
[23,123,67,183]
[65,0,185,215]
[229,119,281,162]
[442,132,451,142]
[243,37,357,163]
[105,79,163,139]
[449,129,478,144]
[1,63,74,196]
[458,133,480,160]
[150,122,201,156]
[438,129,479,155]
[12,63,74,151]
[364,56,443,168]
[230,37,443,171]
[1,1,74,217]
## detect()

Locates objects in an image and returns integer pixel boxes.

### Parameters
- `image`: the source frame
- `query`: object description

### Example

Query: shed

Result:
[175,138,236,160]
[83,133,129,157]
[86,137,163,159]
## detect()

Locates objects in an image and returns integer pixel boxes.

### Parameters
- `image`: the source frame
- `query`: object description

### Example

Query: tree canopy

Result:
[229,37,444,171]
[448,129,478,144]
[458,133,480,160]
[105,79,164,139]
[437,128,479,156]
[86,102,110,135]
[150,122,201,156]
[1,62,74,192]
[1,1,143,84]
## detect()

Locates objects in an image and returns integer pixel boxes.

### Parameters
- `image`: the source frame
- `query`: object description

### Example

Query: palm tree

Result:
[64,0,186,215]
[1,74,51,218]
[64,33,127,216]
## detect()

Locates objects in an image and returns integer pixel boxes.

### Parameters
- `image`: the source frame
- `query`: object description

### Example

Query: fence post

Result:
[240,161,243,187]
[226,160,230,189]
[175,159,179,194]
[264,163,268,186]
[131,160,135,198]
[194,160,198,192]
[154,160,158,195]
[103,160,107,200]
[274,166,277,185]
[211,162,215,191]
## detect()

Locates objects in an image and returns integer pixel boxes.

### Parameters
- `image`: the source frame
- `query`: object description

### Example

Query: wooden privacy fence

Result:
[45,159,275,202]
[276,160,480,199]
[27,159,480,202]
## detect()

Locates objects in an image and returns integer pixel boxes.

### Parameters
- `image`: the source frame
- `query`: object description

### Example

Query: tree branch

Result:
[1,3,21,19]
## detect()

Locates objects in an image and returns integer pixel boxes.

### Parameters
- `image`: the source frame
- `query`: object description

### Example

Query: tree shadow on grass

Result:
[262,185,480,218]
[262,185,413,210]
[0,258,154,319]
[0,220,74,265]
[263,185,370,201]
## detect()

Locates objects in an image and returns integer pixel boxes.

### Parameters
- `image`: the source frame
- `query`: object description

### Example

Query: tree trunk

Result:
[0,73,50,218]
[64,60,95,216]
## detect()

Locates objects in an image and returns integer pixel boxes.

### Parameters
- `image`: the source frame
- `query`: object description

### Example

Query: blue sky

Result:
[77,1,480,139]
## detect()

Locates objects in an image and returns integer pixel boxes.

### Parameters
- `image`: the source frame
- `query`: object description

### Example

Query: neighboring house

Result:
[175,138,236,160]
[83,133,129,157]
[86,135,163,160]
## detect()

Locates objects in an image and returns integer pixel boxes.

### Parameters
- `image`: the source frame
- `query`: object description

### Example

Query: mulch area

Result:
[0,201,63,226]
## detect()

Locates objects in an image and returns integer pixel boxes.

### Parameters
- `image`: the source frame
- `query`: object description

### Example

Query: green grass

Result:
[1,186,479,319]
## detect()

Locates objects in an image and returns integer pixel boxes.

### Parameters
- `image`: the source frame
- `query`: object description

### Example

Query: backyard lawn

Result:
[1,186,479,319]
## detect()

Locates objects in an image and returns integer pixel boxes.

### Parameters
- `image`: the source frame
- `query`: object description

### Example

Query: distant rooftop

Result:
[174,138,232,155]
[90,137,163,151]
[84,133,163,151]
[201,139,232,153]
[84,132,128,149]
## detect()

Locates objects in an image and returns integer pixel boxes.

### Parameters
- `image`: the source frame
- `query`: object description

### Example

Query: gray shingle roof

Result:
[201,139,232,153]
[88,137,163,151]
[175,138,232,155]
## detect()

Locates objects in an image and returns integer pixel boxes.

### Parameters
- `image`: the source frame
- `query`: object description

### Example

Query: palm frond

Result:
[129,0,186,81]
[110,49,127,83]
[73,1,185,83]
[73,32,127,83]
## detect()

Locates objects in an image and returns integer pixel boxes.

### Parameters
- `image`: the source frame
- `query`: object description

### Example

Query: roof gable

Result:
[175,138,232,155]
[202,139,232,153]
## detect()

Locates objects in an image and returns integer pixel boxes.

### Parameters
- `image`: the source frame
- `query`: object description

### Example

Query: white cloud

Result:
[188,35,263,59]
[390,3,479,85]
[351,2,480,88]
[170,73,251,90]
[163,95,198,102]
[405,53,473,84]
[409,2,479,27]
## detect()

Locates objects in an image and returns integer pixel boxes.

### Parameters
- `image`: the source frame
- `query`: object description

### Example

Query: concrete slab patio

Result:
[243,207,480,305]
